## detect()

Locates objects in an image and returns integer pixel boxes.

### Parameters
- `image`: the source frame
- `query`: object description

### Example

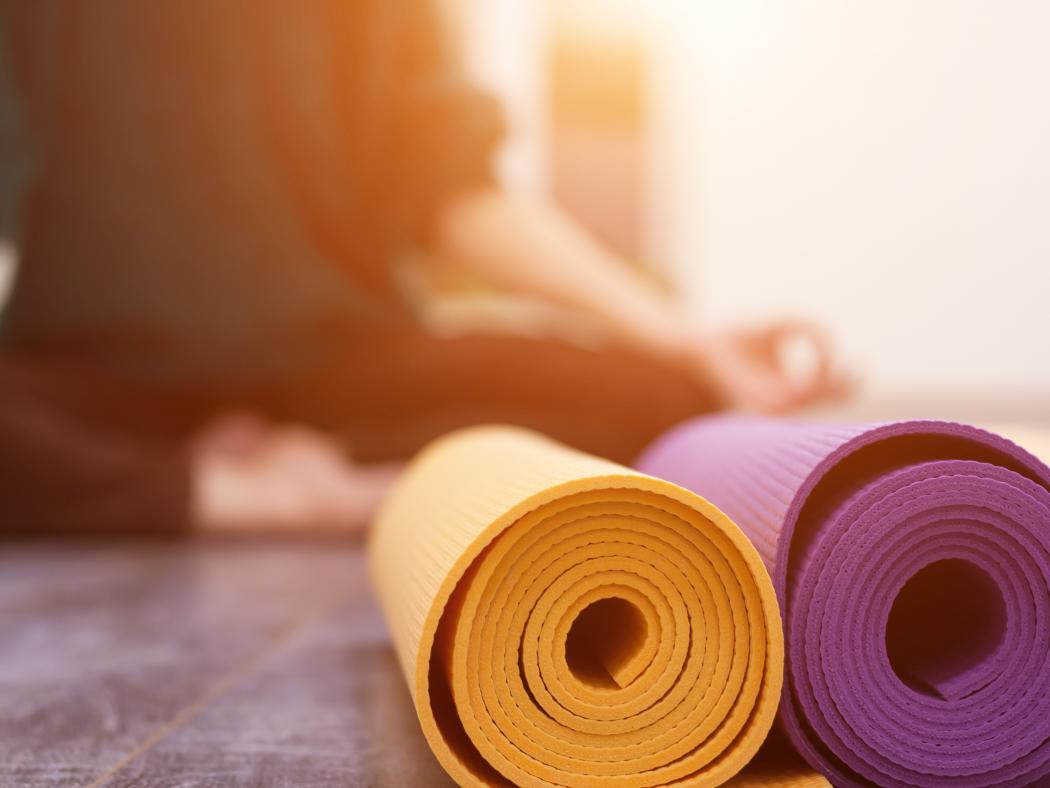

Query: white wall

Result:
[650,1,1050,402]
[458,0,549,195]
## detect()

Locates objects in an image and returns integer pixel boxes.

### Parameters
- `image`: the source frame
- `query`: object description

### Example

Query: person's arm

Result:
[431,189,690,359]
[429,188,850,413]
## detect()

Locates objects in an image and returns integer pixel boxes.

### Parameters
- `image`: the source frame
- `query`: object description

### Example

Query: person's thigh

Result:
[273,328,720,463]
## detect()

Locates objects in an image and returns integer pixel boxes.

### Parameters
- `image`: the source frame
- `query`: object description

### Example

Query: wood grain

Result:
[0,541,451,787]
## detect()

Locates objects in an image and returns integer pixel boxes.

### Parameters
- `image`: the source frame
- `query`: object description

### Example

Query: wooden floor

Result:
[0,540,455,787]
[0,540,821,787]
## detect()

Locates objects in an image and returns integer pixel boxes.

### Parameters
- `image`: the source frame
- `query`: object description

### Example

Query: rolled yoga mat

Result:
[637,416,1050,788]
[369,426,784,787]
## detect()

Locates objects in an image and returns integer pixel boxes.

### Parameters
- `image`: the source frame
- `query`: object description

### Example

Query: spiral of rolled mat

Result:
[638,416,1050,788]
[369,426,784,787]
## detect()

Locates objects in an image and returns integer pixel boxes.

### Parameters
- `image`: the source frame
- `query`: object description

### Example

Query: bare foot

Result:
[190,415,402,536]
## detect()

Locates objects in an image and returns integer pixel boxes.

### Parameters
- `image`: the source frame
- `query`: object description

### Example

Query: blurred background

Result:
[0,0,1046,423]
[445,0,1050,424]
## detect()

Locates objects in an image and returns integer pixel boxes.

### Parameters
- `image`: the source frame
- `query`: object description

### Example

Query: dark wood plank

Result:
[0,541,358,787]
[100,589,454,787]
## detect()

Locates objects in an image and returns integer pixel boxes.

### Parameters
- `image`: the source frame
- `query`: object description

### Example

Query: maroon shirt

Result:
[1,0,502,384]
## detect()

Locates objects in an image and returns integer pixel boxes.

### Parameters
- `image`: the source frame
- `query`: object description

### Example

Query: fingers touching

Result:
[693,319,855,414]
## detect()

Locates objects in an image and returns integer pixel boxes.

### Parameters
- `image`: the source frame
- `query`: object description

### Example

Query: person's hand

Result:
[688,320,853,414]
[190,414,402,536]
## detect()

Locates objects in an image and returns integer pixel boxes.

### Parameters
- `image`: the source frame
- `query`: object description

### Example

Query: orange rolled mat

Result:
[369,426,785,787]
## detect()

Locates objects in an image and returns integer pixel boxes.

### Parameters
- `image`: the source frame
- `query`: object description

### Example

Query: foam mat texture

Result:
[637,416,1050,787]
[369,426,786,787]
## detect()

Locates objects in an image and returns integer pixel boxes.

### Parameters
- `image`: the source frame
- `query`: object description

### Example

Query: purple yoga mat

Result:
[637,416,1050,787]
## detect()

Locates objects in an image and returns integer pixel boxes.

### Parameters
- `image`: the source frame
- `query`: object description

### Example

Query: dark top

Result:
[0,0,502,384]
[0,1,501,537]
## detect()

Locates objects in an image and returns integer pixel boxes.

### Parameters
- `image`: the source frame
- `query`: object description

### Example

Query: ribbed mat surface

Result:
[369,426,784,787]
[637,416,1050,787]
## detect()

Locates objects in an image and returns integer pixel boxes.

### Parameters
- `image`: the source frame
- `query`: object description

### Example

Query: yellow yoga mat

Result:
[369,426,785,787]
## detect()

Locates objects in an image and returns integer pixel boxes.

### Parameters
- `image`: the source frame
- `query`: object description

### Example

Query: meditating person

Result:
[0,1,847,537]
